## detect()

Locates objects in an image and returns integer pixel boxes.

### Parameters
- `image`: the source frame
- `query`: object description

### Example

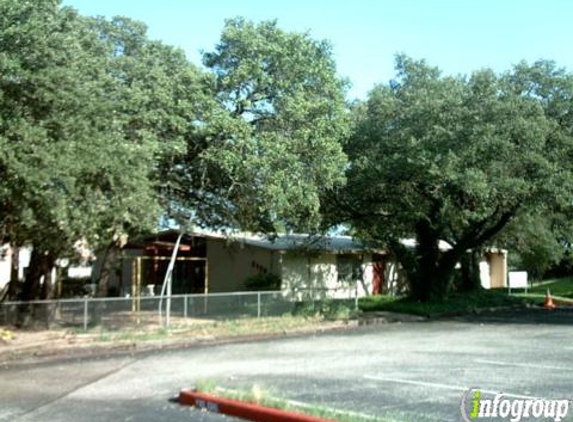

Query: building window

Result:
[337,255,361,284]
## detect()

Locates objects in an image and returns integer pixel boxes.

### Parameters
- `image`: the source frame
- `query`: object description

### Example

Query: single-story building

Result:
[479,248,508,289]
[0,243,93,297]
[0,245,31,289]
[98,230,382,300]
[96,230,508,300]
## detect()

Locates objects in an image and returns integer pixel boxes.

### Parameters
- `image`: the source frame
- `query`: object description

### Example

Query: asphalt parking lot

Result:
[2,308,573,422]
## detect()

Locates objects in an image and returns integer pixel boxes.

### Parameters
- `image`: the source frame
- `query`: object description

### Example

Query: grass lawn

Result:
[359,276,573,317]
[358,289,534,317]
[505,276,573,304]
[91,315,333,343]
[527,276,573,298]
[0,315,355,363]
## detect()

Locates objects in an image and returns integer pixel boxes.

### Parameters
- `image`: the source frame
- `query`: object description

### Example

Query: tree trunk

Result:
[409,220,445,301]
[459,249,483,292]
[20,248,46,302]
[390,220,477,301]
[18,248,56,327]
[413,258,457,301]
[387,240,415,296]
[97,241,120,297]
[8,245,19,300]
[40,265,55,300]
[406,219,464,301]
[40,262,56,329]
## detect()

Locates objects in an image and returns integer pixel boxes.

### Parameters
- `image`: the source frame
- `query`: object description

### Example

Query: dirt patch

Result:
[0,316,359,364]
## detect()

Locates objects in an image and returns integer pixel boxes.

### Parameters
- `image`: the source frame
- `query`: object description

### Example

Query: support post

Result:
[355,280,359,311]
[166,268,171,327]
[83,299,88,331]
[136,257,141,325]
[257,292,261,318]
[159,233,184,328]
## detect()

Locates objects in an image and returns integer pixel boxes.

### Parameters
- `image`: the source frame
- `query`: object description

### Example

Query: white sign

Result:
[508,271,528,289]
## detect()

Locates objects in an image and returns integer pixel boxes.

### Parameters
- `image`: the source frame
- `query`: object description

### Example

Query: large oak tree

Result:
[0,6,350,300]
[327,56,573,300]
[169,18,349,233]
[0,1,163,300]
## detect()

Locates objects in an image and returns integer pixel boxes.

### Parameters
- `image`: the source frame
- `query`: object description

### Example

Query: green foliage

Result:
[244,273,281,291]
[0,2,218,299]
[528,276,573,298]
[292,299,356,320]
[0,1,162,256]
[183,18,349,232]
[0,8,350,300]
[87,16,215,216]
[4,1,572,307]
[498,212,573,280]
[327,55,573,300]
[359,290,531,317]
[196,385,419,422]
[60,277,92,298]
[356,295,398,312]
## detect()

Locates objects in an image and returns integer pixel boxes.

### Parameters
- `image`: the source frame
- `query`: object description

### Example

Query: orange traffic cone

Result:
[544,289,556,309]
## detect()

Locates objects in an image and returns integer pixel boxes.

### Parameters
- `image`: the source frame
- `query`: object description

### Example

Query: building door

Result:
[372,254,386,295]
[139,258,206,295]
[172,260,205,294]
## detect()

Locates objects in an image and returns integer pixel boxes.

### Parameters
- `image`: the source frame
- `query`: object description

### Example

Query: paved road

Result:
[2,308,573,422]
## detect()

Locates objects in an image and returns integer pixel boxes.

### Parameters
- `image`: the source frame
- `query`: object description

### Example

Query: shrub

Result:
[292,299,357,320]
[244,273,281,291]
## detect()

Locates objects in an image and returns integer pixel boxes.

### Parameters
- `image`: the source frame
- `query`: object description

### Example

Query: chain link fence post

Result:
[257,292,261,318]
[3,291,296,330]
[83,299,89,331]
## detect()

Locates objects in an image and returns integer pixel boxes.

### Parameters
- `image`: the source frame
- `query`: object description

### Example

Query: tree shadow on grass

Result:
[444,306,573,326]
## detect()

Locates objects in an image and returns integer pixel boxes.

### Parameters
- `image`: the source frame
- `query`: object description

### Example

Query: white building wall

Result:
[479,250,508,289]
[0,245,10,288]
[281,253,375,300]
[480,261,491,289]
[207,239,279,293]
[309,254,339,298]
[0,245,32,288]
[360,254,375,296]
[1,244,91,293]
[19,248,31,280]
[280,255,308,299]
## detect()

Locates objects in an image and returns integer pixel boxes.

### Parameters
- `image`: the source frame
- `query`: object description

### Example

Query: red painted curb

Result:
[178,389,339,422]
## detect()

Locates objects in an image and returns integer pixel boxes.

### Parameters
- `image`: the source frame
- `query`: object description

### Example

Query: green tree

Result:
[1,9,350,302]
[0,1,161,300]
[496,212,573,281]
[169,18,349,232]
[85,16,214,296]
[327,56,573,300]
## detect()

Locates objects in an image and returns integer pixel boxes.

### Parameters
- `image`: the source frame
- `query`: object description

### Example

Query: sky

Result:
[62,0,572,100]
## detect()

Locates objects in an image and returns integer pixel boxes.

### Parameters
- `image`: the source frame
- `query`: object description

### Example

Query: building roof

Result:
[191,228,375,254]
[126,229,505,256]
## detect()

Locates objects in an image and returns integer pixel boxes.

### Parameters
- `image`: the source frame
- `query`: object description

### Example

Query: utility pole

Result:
[159,233,183,328]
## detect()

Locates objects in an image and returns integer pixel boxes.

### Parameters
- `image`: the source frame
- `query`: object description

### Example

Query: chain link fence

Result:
[0,291,302,331]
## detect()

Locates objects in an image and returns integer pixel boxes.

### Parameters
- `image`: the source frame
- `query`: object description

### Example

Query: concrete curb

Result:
[178,388,338,422]
[358,311,426,325]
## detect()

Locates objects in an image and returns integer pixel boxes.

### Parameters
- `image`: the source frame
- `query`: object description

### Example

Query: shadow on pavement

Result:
[446,307,573,325]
